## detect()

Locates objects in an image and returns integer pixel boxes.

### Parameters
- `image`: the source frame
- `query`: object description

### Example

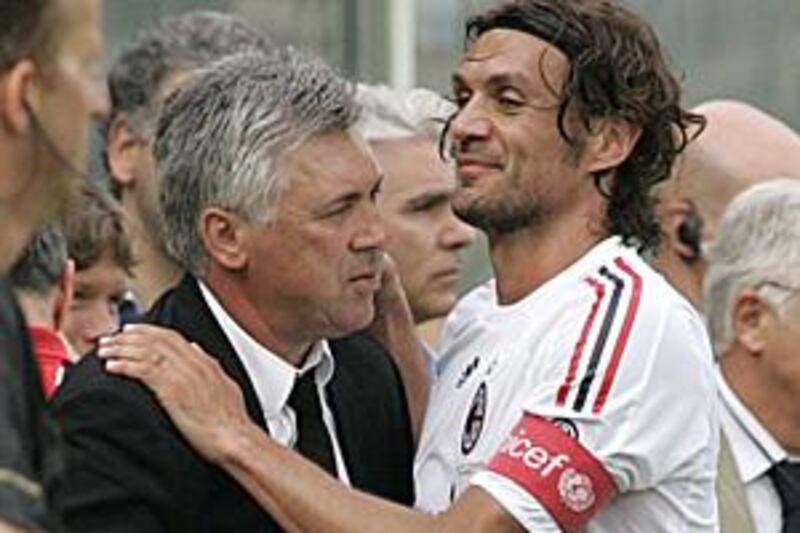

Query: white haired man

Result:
[704,179,800,533]
[355,84,475,345]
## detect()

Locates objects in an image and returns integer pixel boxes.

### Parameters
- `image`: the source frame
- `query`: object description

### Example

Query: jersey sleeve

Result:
[471,277,718,531]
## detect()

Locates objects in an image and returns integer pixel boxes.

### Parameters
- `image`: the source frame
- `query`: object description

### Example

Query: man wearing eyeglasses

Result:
[704,179,800,533]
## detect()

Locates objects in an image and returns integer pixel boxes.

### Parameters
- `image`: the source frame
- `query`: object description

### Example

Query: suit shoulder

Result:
[53,354,164,422]
[329,332,397,380]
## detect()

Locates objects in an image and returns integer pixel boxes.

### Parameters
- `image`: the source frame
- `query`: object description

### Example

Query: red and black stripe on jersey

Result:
[555,256,643,414]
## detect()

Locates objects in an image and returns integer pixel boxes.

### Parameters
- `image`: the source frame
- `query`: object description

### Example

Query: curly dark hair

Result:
[463,0,705,251]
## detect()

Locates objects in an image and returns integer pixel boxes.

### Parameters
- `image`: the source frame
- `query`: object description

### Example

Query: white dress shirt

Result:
[199,282,350,484]
[717,367,799,533]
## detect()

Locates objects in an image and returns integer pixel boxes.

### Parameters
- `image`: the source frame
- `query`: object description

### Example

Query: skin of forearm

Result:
[217,423,521,533]
[218,423,443,533]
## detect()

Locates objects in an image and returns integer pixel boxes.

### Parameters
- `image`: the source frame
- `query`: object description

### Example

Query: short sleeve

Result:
[472,295,717,531]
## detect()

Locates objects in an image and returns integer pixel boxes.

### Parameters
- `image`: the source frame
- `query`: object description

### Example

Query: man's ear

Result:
[583,118,642,175]
[199,207,249,271]
[659,198,703,263]
[0,59,37,134]
[732,288,771,354]
[53,259,76,331]
[107,116,145,190]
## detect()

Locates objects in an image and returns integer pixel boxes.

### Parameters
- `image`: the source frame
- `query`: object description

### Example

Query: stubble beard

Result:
[453,186,545,237]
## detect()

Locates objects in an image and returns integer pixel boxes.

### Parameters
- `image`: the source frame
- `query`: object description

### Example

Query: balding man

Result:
[655,99,800,309]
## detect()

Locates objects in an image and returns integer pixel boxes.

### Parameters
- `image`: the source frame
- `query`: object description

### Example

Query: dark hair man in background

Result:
[104,10,273,311]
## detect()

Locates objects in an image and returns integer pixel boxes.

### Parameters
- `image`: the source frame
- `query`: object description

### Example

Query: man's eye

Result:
[324,203,351,218]
[496,93,524,110]
[451,91,471,109]
[73,290,89,301]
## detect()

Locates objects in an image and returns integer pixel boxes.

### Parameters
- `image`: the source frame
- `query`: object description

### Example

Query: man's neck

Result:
[722,354,800,456]
[129,220,183,310]
[488,214,604,305]
[203,270,313,367]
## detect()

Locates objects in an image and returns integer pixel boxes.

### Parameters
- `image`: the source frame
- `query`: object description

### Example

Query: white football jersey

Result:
[414,237,719,532]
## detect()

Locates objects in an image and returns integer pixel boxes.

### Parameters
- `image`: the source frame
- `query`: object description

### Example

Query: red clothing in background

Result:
[28,326,69,399]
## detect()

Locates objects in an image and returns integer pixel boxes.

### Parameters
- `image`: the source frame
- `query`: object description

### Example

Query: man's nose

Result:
[351,202,385,251]
[449,99,492,147]
[439,213,475,250]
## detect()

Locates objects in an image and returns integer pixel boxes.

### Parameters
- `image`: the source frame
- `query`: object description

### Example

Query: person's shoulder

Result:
[440,279,496,340]
[52,354,161,419]
[329,332,397,381]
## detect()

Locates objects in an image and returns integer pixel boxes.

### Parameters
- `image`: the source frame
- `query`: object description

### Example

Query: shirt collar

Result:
[198,281,335,418]
[716,366,788,482]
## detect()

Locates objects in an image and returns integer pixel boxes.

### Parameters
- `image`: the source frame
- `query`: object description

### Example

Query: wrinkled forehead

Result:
[281,129,381,186]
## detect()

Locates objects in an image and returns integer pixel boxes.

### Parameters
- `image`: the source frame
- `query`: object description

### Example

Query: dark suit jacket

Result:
[52,275,414,532]
[0,278,62,531]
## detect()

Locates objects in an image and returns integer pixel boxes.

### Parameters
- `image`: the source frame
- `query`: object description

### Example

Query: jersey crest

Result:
[460,382,487,455]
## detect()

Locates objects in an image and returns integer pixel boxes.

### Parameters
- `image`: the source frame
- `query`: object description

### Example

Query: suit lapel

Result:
[155,275,268,433]
[717,430,756,533]
[326,339,367,486]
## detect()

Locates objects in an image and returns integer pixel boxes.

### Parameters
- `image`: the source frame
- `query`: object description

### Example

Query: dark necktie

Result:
[287,371,337,476]
[768,460,800,533]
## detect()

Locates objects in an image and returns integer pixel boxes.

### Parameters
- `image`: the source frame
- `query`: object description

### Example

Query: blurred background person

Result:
[9,227,76,399]
[104,10,273,312]
[61,185,135,358]
[704,179,800,533]
[655,99,800,309]
[355,84,474,348]
[0,0,106,529]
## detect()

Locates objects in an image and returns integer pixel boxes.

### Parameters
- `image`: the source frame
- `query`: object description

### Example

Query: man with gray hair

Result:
[54,49,415,532]
[105,10,273,310]
[354,84,474,345]
[704,179,800,533]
